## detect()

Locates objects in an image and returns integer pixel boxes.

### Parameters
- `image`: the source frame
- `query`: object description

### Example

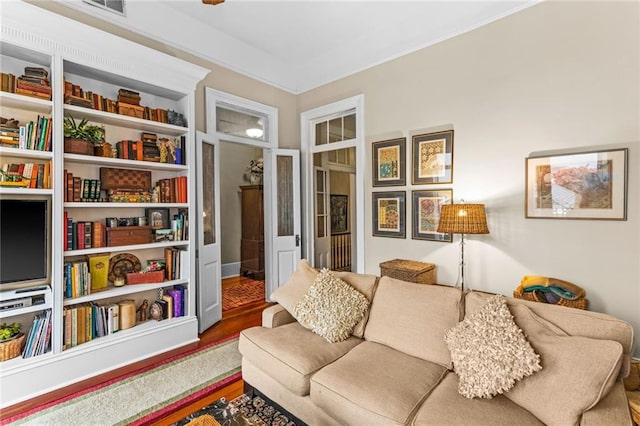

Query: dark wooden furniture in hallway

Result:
[239,184,265,280]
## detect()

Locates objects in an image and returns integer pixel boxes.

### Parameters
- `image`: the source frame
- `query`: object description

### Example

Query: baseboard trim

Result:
[222,262,241,279]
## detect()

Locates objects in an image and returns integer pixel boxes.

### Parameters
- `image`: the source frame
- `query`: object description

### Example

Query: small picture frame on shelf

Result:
[372,137,406,186]
[411,189,453,242]
[412,130,454,185]
[154,229,174,242]
[146,208,170,229]
[372,191,406,238]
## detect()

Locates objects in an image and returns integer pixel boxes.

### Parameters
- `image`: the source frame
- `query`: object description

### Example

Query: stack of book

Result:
[65,171,103,202]
[0,161,51,189]
[1,115,51,151]
[117,88,141,106]
[63,260,91,298]
[63,214,106,251]
[22,310,52,358]
[0,72,17,93]
[155,176,188,203]
[15,67,51,100]
[0,126,20,147]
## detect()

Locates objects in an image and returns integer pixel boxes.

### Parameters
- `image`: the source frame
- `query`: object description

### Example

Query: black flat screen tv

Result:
[0,197,51,291]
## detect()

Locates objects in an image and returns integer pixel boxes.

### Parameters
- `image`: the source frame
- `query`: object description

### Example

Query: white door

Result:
[196,131,222,333]
[314,166,331,268]
[264,149,301,298]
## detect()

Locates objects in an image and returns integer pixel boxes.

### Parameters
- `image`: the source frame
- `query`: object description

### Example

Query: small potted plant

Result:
[63,116,106,156]
[0,322,24,361]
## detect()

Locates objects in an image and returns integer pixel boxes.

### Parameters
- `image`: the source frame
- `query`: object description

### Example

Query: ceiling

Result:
[63,0,539,94]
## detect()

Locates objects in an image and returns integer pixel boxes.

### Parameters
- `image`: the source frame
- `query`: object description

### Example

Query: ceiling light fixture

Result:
[246,128,264,138]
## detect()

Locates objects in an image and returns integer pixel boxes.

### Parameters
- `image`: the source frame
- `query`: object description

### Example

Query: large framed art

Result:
[525,148,628,220]
[372,191,406,238]
[412,130,453,184]
[412,189,453,242]
[330,194,349,234]
[372,137,405,186]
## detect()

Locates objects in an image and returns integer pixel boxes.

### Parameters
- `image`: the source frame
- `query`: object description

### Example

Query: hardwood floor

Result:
[0,289,271,423]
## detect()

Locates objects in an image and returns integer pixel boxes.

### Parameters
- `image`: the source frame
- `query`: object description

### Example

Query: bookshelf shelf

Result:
[0,147,53,160]
[64,105,188,137]
[64,153,188,171]
[64,240,188,256]
[62,278,188,306]
[0,91,52,113]
[0,187,53,195]
[63,202,188,209]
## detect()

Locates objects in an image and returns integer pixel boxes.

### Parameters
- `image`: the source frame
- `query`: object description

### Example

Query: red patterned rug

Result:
[223,278,265,311]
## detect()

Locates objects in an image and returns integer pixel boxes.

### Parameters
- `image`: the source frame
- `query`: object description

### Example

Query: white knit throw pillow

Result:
[444,295,542,398]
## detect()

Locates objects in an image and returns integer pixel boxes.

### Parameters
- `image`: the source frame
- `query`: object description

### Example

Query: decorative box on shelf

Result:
[106,225,152,247]
[108,190,152,203]
[379,259,436,285]
[117,102,144,119]
[126,270,164,284]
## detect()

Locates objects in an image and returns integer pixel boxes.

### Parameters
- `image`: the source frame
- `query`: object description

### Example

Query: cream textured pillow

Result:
[293,268,369,343]
[444,295,542,399]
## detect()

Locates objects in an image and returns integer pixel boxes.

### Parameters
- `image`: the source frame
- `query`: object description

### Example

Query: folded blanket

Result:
[516,275,586,301]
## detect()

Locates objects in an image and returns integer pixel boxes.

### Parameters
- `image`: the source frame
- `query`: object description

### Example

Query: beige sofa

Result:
[239,268,634,425]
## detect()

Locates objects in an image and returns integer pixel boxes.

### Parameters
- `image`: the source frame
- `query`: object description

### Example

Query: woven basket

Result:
[0,333,25,361]
[379,259,436,284]
[513,289,588,310]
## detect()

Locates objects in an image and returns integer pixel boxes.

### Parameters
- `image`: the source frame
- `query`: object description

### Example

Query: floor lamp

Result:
[437,203,489,291]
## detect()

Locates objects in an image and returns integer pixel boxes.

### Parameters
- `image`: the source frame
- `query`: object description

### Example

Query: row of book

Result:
[1,67,51,100]
[63,260,92,298]
[0,115,53,151]
[63,214,107,251]
[165,247,187,281]
[64,172,103,202]
[22,310,52,359]
[116,135,186,165]
[1,162,52,189]
[157,176,188,204]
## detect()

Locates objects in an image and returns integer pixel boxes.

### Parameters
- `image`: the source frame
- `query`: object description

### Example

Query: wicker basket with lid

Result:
[379,259,436,284]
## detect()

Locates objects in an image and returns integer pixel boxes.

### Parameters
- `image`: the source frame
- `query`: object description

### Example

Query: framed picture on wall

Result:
[412,130,454,184]
[411,189,453,242]
[525,148,628,220]
[330,194,349,234]
[372,137,406,186]
[372,191,406,238]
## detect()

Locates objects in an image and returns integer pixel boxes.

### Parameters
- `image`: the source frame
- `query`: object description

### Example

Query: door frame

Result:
[300,95,365,273]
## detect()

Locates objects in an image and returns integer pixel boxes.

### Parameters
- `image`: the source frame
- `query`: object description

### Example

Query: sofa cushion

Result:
[311,341,447,425]
[239,323,361,396]
[411,372,544,426]
[465,291,634,378]
[364,277,463,368]
[270,259,318,316]
[444,295,541,399]
[294,268,370,342]
[504,303,624,425]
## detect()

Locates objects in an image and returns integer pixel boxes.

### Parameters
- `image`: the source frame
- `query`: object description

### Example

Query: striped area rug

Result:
[5,336,241,426]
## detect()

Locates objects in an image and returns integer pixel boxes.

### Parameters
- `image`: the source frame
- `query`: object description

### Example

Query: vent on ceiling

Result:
[83,0,126,16]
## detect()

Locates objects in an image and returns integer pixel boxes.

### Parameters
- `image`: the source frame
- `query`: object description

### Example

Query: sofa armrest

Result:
[580,380,633,425]
[262,304,296,328]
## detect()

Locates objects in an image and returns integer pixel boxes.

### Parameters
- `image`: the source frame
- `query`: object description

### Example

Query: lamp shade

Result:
[437,204,489,235]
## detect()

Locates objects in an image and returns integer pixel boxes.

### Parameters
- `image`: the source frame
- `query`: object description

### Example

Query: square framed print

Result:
[412,130,454,184]
[525,148,628,220]
[330,194,349,234]
[412,189,453,242]
[146,207,170,229]
[372,191,406,238]
[372,137,406,186]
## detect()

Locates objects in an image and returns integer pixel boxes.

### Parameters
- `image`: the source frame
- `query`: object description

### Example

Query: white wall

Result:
[298,1,640,355]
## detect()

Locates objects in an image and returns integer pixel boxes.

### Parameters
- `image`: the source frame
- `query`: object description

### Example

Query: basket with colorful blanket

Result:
[513,275,588,310]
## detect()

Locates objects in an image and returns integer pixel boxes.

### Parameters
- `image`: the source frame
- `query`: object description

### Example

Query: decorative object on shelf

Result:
[146,208,170,229]
[154,228,174,242]
[126,270,164,284]
[372,137,406,186]
[108,191,152,203]
[167,109,187,127]
[412,130,454,185]
[100,167,151,191]
[246,158,263,184]
[108,253,142,283]
[436,202,489,291]
[106,226,153,247]
[412,189,453,242]
[513,275,588,310]
[379,259,436,285]
[149,301,163,321]
[330,194,348,235]
[372,191,406,238]
[94,142,113,157]
[525,148,628,220]
[63,116,105,156]
[88,253,110,290]
[0,322,24,361]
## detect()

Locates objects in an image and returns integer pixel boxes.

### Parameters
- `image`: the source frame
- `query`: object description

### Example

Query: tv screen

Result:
[0,198,50,289]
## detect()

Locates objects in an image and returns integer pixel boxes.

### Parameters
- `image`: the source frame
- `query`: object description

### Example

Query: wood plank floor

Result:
[1,280,270,423]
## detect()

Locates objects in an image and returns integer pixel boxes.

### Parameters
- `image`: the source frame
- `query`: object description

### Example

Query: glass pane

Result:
[327,150,337,163]
[347,147,356,166]
[315,122,327,145]
[216,104,267,141]
[276,155,293,236]
[317,216,325,238]
[343,113,356,139]
[329,117,342,143]
[316,194,325,214]
[203,143,215,245]
[337,149,346,164]
[313,152,322,167]
[316,170,324,192]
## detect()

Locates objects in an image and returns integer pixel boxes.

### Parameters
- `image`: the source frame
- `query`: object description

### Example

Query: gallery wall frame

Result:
[412,130,454,185]
[525,148,628,220]
[411,189,453,242]
[372,191,406,238]
[330,194,349,234]
[372,137,406,186]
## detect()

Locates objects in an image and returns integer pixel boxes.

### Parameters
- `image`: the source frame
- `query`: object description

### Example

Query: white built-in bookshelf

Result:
[0,2,208,407]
